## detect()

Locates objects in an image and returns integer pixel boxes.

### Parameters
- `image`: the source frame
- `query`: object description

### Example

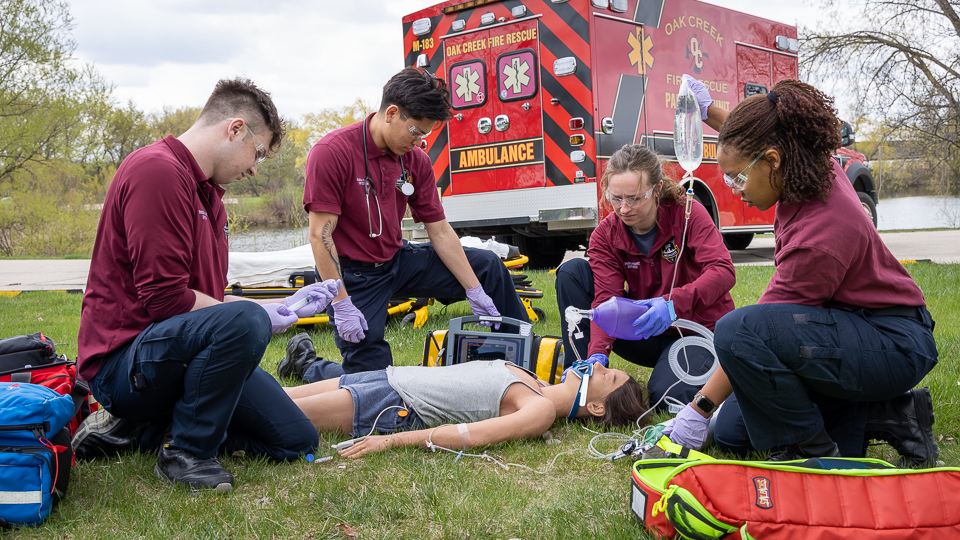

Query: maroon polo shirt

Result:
[77,136,228,381]
[303,114,445,263]
[586,199,736,357]
[759,159,926,309]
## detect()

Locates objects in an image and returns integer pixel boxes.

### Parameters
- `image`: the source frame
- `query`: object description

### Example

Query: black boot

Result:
[277,333,319,380]
[155,437,233,493]
[768,428,842,461]
[864,387,939,468]
[72,409,149,460]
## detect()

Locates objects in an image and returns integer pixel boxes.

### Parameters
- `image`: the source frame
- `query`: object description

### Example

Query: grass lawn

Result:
[0,264,957,538]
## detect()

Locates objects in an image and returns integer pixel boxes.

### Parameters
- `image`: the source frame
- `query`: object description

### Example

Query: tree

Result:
[300,98,377,148]
[149,105,202,140]
[802,0,960,192]
[0,0,111,186]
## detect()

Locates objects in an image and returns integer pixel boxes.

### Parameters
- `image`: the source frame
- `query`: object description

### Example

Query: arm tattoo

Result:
[321,218,342,278]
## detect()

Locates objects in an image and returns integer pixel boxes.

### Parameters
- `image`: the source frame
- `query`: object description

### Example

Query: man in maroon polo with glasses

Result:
[74,79,332,492]
[297,67,528,382]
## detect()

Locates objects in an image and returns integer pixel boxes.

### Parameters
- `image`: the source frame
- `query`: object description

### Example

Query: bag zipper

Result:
[0,423,48,437]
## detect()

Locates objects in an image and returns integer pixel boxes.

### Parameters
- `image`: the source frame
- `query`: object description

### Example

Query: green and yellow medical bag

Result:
[421,316,564,384]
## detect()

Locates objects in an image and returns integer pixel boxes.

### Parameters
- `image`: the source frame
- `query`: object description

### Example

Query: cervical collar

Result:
[566,360,594,419]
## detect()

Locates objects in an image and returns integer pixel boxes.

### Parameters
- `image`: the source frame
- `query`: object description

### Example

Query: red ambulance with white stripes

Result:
[402,0,877,268]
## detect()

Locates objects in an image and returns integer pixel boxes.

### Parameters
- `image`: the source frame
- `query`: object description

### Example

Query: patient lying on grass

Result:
[285,357,648,458]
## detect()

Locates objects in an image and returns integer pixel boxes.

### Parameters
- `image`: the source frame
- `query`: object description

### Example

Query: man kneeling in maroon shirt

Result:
[72,79,337,492]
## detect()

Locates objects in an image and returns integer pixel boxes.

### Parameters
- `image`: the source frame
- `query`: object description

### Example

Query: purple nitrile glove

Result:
[282,279,341,318]
[632,297,676,339]
[561,353,609,382]
[682,74,713,122]
[465,284,501,329]
[332,296,368,343]
[261,303,299,334]
[663,403,710,450]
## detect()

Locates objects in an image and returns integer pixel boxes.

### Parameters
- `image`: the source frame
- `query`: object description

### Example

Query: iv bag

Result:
[674,77,703,179]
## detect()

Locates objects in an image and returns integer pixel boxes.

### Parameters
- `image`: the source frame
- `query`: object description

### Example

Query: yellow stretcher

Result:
[223,255,544,329]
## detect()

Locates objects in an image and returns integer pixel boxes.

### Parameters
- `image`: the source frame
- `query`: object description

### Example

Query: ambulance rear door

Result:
[444,18,545,195]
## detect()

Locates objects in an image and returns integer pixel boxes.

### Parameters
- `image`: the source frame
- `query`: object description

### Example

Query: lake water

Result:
[228,195,960,252]
[876,195,960,231]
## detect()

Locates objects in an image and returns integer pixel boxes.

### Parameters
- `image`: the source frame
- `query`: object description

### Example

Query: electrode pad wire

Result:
[423,423,582,473]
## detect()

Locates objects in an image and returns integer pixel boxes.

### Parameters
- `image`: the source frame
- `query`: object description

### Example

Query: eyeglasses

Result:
[723,148,774,190]
[606,186,653,208]
[243,121,267,164]
[398,109,433,141]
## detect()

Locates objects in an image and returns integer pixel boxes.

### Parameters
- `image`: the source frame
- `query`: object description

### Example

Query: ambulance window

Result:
[497,49,538,102]
[449,59,487,110]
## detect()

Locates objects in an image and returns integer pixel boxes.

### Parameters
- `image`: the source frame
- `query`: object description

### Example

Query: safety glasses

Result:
[606,186,654,209]
[723,148,774,190]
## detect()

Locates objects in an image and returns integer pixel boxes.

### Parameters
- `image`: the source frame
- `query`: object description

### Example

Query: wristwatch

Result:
[693,391,716,415]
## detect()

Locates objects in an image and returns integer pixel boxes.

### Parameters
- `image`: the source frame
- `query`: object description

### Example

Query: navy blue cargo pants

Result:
[555,258,716,411]
[90,301,319,461]
[305,241,529,381]
[713,303,937,454]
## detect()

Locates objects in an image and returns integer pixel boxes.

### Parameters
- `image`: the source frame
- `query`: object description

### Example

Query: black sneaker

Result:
[768,428,841,461]
[72,409,149,460]
[864,387,939,468]
[155,440,233,493]
[277,333,319,380]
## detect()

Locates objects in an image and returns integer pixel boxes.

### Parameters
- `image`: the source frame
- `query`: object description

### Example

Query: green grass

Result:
[0,266,957,538]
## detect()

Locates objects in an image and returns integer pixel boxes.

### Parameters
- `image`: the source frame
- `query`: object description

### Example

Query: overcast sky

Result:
[70,0,826,120]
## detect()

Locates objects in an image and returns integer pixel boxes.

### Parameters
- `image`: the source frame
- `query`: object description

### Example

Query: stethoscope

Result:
[362,120,415,238]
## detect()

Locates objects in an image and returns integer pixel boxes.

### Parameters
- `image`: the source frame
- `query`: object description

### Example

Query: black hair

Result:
[197,77,285,156]
[718,79,841,204]
[380,67,452,122]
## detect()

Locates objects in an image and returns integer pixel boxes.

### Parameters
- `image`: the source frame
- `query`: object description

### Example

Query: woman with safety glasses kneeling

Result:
[665,79,939,465]
[556,77,737,416]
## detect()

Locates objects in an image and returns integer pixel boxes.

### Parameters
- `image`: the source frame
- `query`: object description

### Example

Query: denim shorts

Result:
[339,370,424,437]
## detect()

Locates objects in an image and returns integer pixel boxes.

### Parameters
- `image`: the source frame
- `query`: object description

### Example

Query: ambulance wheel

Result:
[516,235,566,270]
[532,307,546,323]
[722,233,754,250]
[858,191,878,228]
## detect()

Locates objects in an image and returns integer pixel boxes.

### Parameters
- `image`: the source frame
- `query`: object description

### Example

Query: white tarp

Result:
[227,244,315,288]
[227,237,511,288]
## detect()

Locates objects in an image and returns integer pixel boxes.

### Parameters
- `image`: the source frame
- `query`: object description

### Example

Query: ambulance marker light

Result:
[610,0,628,12]
[451,19,466,32]
[569,135,585,147]
[554,57,577,77]
[443,0,501,14]
[480,12,496,25]
[512,6,528,17]
[550,0,570,3]
[775,36,799,53]
[569,118,584,130]
[416,54,429,68]
[412,18,432,36]
[591,0,609,8]
[570,150,586,163]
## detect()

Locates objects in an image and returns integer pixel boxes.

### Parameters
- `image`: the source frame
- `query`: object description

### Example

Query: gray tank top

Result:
[385,360,544,427]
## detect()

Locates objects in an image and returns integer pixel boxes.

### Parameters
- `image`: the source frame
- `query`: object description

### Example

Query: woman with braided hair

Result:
[663,79,939,464]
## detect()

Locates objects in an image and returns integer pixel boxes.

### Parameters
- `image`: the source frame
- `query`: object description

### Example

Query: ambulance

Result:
[402,0,878,268]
